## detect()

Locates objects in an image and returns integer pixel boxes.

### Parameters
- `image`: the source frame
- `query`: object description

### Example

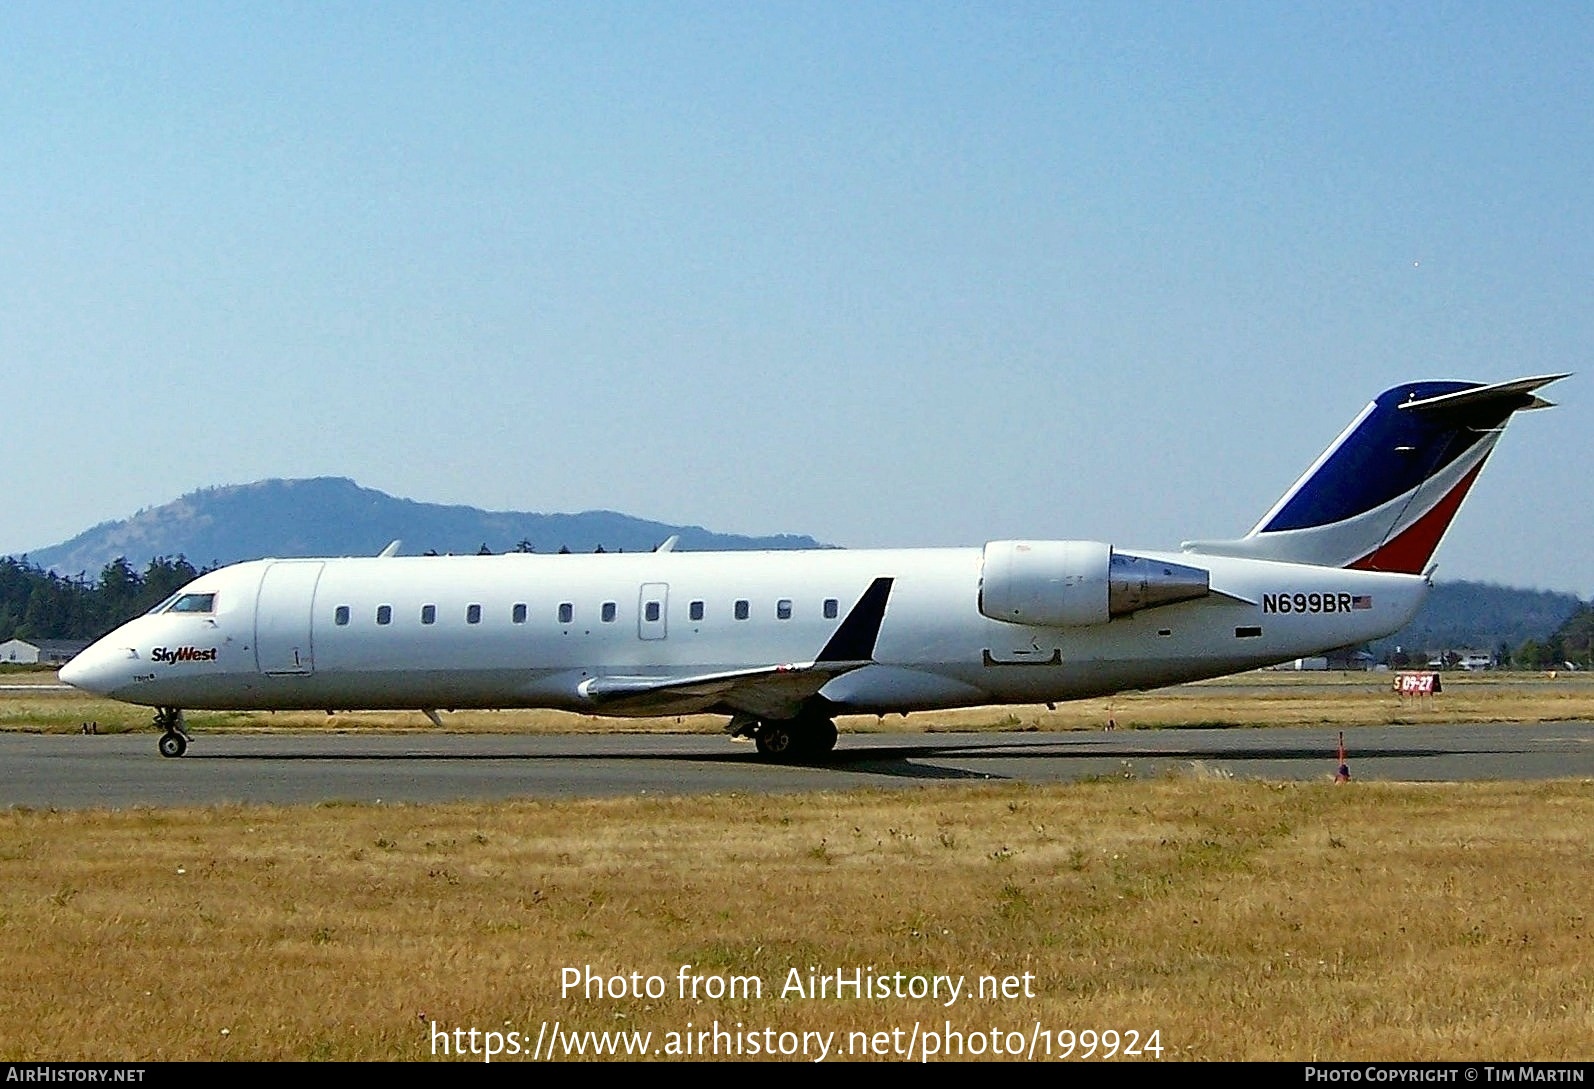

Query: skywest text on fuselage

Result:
[150,646,219,664]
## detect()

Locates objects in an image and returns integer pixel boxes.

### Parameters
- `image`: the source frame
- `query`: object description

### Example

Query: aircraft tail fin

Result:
[1182,374,1567,572]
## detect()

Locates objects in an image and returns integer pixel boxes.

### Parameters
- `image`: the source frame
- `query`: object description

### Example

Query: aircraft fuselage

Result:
[65,546,1425,715]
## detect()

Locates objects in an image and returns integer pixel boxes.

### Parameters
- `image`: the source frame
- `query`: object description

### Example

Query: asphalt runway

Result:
[2,722,1591,808]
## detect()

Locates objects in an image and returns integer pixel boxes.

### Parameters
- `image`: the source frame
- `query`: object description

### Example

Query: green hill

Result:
[1370,581,1585,659]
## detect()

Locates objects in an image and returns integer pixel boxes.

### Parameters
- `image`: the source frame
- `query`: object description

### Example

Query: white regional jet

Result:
[62,375,1565,761]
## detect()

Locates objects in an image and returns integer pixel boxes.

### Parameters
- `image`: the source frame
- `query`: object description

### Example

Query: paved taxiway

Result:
[2,723,1590,808]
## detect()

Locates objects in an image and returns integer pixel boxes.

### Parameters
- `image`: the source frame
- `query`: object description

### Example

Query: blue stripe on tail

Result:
[1260,381,1500,532]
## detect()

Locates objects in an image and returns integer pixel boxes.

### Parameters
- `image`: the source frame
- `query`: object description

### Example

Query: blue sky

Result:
[3,3,1589,593]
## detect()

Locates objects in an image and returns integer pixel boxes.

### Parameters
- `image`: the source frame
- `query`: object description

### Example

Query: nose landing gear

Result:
[153,707,189,758]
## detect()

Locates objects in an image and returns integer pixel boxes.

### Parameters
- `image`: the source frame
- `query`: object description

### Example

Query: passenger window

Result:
[334,605,350,626]
[777,599,792,620]
[824,598,839,619]
[512,603,527,624]
[466,604,482,624]
[690,600,704,621]
[645,602,661,622]
[558,603,574,624]
[167,593,217,614]
[735,600,749,620]
[602,602,617,623]
[421,604,437,625]
[376,605,392,625]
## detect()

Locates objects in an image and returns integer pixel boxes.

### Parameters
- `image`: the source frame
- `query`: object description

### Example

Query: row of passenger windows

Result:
[331,597,842,627]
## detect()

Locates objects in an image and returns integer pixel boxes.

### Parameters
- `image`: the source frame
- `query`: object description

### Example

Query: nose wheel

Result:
[154,707,189,758]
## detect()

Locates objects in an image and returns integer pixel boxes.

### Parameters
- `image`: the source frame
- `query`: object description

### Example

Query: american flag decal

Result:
[1351,595,1372,610]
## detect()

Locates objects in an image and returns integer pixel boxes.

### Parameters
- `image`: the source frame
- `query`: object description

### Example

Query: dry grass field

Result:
[2,778,1591,1061]
[3,669,1591,1061]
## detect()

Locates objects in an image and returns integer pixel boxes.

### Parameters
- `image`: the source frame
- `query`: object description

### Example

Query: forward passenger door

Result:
[255,561,325,674]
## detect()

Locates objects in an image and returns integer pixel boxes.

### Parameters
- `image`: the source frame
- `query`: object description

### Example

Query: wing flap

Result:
[581,660,870,719]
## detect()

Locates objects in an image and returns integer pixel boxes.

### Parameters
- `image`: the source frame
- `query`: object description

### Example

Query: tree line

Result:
[1382,602,1593,671]
[0,556,203,644]
[1507,603,1594,671]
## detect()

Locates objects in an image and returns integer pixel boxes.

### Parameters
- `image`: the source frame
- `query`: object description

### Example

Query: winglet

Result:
[378,540,402,558]
[816,578,894,663]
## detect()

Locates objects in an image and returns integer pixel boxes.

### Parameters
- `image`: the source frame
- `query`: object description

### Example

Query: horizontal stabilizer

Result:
[1398,373,1567,416]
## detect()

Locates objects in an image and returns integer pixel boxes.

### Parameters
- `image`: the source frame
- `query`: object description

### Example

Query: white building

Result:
[0,638,91,666]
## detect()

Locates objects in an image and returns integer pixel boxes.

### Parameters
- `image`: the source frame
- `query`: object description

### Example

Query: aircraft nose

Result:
[59,644,133,696]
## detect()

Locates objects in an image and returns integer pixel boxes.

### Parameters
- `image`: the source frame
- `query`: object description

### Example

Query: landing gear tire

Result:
[154,707,189,758]
[754,715,837,762]
[808,717,838,756]
[755,723,796,759]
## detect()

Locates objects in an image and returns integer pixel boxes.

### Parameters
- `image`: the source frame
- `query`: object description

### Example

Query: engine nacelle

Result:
[979,540,1210,627]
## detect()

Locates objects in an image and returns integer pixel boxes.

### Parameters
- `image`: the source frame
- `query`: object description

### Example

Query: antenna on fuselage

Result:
[377,540,402,558]
[655,535,680,553]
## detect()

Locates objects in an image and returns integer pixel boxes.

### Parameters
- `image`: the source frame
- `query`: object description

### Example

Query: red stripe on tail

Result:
[1347,460,1486,574]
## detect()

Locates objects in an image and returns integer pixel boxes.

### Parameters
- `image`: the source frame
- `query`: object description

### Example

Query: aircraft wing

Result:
[579,660,872,718]
[576,577,894,719]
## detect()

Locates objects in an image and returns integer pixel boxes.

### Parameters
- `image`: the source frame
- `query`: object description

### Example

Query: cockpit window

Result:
[165,593,217,614]
[145,591,184,616]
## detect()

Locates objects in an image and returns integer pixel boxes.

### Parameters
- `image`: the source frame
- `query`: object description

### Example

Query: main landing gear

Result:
[154,707,189,758]
[730,711,839,762]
